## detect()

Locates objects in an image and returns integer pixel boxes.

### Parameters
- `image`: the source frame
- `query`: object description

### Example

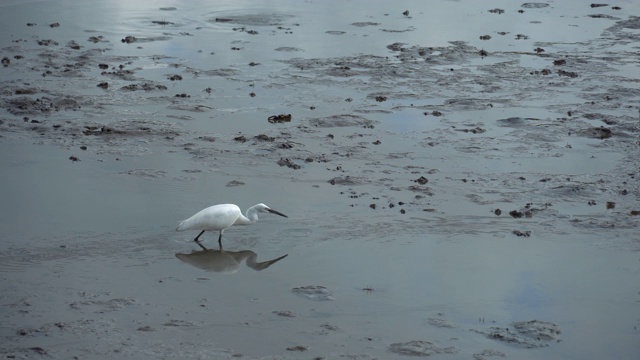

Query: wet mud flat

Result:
[1,1,640,359]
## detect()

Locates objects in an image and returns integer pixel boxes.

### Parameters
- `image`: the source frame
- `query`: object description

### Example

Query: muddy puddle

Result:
[1,0,639,359]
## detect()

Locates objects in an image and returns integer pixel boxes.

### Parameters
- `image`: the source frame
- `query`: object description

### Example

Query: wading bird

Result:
[176,203,287,250]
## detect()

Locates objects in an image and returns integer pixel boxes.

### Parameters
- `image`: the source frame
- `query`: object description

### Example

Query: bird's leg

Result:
[193,230,205,243]
[218,231,223,251]
[196,242,208,251]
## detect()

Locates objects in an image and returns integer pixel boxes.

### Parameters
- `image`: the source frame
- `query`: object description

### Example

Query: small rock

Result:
[414,176,428,185]
[226,180,245,187]
[277,158,301,170]
[273,310,298,317]
[558,69,578,78]
[121,35,137,43]
[268,114,292,123]
[509,210,522,218]
[512,230,531,237]
[29,347,47,355]
[286,345,308,351]
[254,134,274,142]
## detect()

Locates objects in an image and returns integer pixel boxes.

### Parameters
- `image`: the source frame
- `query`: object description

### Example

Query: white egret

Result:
[176,203,287,250]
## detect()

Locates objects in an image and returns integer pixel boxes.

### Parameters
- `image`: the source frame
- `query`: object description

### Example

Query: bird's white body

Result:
[176,203,287,250]
[177,204,248,232]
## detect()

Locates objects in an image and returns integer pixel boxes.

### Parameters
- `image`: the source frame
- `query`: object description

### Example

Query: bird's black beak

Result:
[268,208,288,218]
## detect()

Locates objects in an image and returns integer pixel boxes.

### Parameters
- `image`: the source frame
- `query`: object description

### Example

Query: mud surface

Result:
[1,1,639,359]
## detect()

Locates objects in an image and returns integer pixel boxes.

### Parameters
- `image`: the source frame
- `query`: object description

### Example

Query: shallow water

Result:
[1,0,639,359]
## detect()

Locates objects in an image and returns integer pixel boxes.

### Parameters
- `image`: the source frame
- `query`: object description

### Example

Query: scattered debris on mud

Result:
[388,340,458,356]
[478,320,562,348]
[291,285,335,301]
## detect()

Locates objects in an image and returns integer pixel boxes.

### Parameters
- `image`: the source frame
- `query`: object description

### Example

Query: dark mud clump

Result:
[558,69,579,78]
[81,119,179,138]
[277,158,301,169]
[328,176,367,186]
[413,176,429,185]
[272,310,298,317]
[254,134,275,142]
[512,230,531,237]
[3,96,81,116]
[389,340,458,356]
[426,318,456,328]
[268,114,292,123]
[575,126,613,139]
[473,349,507,360]
[121,36,137,43]
[484,320,561,348]
[152,20,174,26]
[309,114,376,128]
[291,285,335,301]
[120,83,168,92]
[521,3,550,8]
[120,169,167,179]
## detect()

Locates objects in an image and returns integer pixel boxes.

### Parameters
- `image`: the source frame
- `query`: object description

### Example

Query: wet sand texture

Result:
[1,1,639,359]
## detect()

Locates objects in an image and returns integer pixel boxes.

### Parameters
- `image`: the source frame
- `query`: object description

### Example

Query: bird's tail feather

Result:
[176,219,188,231]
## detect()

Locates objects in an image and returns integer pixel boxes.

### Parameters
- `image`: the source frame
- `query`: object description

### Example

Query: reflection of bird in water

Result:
[176,203,288,250]
[175,248,288,273]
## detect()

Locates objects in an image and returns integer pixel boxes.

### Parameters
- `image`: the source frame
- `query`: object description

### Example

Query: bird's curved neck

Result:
[235,206,259,225]
[235,214,253,225]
